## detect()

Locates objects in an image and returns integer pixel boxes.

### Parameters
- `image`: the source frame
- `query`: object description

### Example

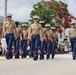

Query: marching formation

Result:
[1,13,76,61]
[1,14,58,61]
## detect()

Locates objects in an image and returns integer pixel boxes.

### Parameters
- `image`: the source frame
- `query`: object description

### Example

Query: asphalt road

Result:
[0,53,76,75]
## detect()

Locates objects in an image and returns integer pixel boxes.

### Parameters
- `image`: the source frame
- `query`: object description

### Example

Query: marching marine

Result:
[14,21,21,59]
[68,22,76,60]
[3,14,16,59]
[39,21,46,60]
[45,24,53,59]
[52,27,58,59]
[21,24,28,58]
[28,16,42,61]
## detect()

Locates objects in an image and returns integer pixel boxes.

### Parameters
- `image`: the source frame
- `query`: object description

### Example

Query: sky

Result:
[0,0,76,22]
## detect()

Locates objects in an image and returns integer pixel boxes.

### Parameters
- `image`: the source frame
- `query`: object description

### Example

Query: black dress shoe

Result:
[33,57,38,61]
[51,56,54,59]
[6,57,12,59]
[46,55,50,60]
[29,54,33,58]
[73,57,75,60]
[40,57,44,60]
[15,56,19,59]
[21,56,26,59]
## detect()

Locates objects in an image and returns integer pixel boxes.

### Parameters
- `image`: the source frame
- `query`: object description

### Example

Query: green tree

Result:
[29,0,75,28]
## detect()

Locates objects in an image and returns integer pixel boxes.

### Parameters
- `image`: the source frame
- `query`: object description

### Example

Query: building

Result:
[57,27,66,44]
[0,16,4,26]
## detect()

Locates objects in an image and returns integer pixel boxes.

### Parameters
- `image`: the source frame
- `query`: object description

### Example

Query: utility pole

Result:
[4,0,7,23]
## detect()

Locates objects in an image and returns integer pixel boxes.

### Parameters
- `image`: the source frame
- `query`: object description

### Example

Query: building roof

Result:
[0,16,4,20]
[0,16,4,24]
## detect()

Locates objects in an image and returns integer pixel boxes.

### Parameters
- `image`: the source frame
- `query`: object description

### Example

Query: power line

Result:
[6,0,32,21]
[15,0,31,9]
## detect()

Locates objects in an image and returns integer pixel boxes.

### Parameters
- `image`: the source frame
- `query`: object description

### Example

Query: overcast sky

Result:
[0,0,76,22]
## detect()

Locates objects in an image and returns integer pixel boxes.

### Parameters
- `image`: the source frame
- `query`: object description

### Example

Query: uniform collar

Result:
[23,29,27,31]
[7,21,13,24]
[33,23,39,26]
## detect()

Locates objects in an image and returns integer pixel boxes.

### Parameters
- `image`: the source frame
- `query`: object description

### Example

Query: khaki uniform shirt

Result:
[22,30,28,40]
[4,21,16,34]
[14,27,21,39]
[68,28,76,38]
[46,30,53,42]
[52,32,58,42]
[29,23,42,37]
[40,28,47,41]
